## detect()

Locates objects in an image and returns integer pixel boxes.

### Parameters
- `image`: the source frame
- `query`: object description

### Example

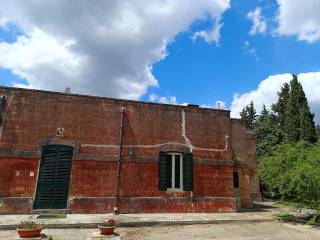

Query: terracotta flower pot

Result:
[17,227,43,238]
[98,225,116,235]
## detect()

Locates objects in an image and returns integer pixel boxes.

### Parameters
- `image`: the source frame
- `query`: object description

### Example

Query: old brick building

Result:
[0,87,261,214]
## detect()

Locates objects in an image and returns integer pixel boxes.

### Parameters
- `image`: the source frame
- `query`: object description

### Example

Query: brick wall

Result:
[0,87,259,213]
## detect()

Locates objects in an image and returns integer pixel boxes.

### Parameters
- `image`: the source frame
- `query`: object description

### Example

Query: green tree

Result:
[255,105,282,158]
[272,82,290,128]
[240,101,257,130]
[317,125,320,141]
[285,75,317,143]
[285,75,302,142]
[258,142,320,209]
[300,104,317,143]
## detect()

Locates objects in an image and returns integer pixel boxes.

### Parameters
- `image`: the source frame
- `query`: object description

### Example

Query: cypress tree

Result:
[255,105,282,158]
[272,82,290,127]
[285,75,301,142]
[285,74,317,143]
[300,104,317,143]
[240,101,257,130]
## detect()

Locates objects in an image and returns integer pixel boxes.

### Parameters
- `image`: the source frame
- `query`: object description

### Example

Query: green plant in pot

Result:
[98,219,117,235]
[17,220,43,238]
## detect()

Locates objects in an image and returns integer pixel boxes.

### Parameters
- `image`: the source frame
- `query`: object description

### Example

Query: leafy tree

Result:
[254,105,282,158]
[258,142,320,209]
[240,101,257,130]
[272,82,290,128]
[256,75,319,210]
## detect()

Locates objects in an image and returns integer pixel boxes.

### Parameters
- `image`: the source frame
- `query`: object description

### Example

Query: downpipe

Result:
[114,107,126,214]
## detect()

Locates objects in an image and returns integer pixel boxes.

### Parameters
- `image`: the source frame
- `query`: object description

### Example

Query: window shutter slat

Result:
[158,151,167,191]
[183,152,193,191]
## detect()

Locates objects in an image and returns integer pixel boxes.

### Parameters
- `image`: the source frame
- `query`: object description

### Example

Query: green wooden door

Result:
[34,145,74,209]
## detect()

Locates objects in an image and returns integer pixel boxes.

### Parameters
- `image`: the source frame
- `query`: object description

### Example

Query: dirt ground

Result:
[120,222,320,240]
[1,221,320,240]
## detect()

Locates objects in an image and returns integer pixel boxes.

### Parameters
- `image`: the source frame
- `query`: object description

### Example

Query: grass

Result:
[306,215,320,225]
[276,212,295,222]
[276,212,320,225]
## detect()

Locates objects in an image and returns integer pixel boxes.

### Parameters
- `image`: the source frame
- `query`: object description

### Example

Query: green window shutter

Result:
[158,151,167,191]
[183,152,193,191]
[34,145,73,209]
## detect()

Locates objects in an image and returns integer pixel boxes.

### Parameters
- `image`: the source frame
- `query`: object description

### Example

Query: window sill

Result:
[166,188,184,192]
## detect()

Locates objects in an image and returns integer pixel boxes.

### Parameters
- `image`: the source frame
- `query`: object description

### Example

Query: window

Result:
[233,172,239,188]
[158,151,193,191]
[166,153,183,190]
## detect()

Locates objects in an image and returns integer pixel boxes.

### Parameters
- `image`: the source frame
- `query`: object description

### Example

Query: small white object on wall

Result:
[56,128,65,137]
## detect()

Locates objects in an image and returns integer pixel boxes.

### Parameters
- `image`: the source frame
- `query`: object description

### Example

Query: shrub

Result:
[258,141,320,210]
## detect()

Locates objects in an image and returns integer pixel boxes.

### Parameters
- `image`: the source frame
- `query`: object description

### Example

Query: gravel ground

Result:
[1,222,320,240]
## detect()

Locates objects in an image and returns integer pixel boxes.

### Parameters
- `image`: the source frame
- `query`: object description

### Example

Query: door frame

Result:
[32,138,79,211]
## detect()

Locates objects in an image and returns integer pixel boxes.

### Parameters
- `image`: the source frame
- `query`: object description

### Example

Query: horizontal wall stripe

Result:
[0,148,233,167]
[69,196,236,201]
[0,148,40,158]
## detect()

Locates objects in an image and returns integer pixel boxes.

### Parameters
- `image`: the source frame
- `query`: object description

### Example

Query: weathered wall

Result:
[230,119,261,206]
[246,132,262,201]
[0,157,38,213]
[0,87,259,213]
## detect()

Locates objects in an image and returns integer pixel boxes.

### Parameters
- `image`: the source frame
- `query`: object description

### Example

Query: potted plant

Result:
[17,220,43,238]
[98,219,117,235]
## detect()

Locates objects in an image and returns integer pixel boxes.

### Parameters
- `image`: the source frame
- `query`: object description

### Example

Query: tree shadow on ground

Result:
[239,202,281,213]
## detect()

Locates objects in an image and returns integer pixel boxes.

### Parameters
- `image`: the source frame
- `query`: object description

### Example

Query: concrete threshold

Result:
[0,212,277,230]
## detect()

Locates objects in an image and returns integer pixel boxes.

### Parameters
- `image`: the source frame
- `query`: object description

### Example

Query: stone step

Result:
[31,209,68,215]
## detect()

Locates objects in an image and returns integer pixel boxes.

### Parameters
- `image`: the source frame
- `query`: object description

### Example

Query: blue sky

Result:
[0,0,319,122]
[146,0,320,109]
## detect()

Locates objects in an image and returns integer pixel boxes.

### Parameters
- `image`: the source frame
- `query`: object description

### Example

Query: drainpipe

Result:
[114,107,125,214]
[0,96,6,125]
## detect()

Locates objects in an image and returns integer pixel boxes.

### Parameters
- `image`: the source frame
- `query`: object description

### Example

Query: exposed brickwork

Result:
[0,87,260,213]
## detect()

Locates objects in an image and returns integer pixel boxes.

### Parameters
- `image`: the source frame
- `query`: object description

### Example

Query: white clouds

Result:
[247,7,267,35]
[276,0,320,43]
[243,41,259,60]
[192,17,223,44]
[148,94,178,105]
[201,100,226,109]
[230,72,320,124]
[200,100,226,109]
[0,28,84,90]
[149,94,226,110]
[0,0,230,99]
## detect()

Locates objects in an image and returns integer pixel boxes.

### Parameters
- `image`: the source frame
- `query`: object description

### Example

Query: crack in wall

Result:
[81,109,228,152]
[181,109,193,152]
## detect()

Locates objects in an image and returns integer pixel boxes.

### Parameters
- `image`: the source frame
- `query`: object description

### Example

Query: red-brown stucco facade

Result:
[0,87,261,214]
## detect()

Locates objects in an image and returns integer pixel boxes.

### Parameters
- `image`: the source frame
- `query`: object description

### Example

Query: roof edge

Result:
[0,86,231,113]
